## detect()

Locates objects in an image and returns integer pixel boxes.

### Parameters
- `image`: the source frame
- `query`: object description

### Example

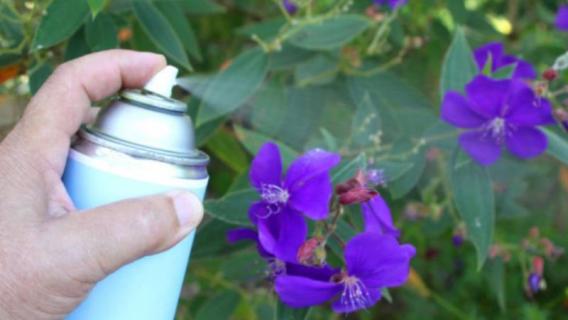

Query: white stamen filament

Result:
[484,117,508,142]
[340,276,373,311]
[257,184,289,218]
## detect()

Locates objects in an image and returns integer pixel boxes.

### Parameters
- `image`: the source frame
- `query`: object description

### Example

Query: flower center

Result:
[266,258,286,278]
[338,275,373,311]
[261,184,289,204]
[257,184,289,218]
[484,117,508,142]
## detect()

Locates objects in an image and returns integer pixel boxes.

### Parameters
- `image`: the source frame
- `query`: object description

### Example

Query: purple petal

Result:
[257,209,307,262]
[248,201,268,225]
[556,5,568,31]
[473,42,504,71]
[284,149,340,192]
[441,91,487,128]
[512,60,537,79]
[332,287,381,313]
[250,142,283,190]
[227,228,257,244]
[286,263,340,281]
[288,173,333,220]
[275,275,342,308]
[282,0,298,14]
[344,233,415,288]
[361,195,400,237]
[506,81,555,126]
[458,131,502,166]
[505,127,547,159]
[465,75,510,118]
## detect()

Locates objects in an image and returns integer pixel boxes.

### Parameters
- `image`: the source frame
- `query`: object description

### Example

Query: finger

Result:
[44,191,203,283]
[6,50,166,175]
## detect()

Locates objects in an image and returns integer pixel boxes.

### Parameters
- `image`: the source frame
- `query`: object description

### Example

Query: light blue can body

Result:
[63,149,208,320]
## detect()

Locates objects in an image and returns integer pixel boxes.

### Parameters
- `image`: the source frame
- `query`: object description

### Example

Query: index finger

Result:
[6,49,167,175]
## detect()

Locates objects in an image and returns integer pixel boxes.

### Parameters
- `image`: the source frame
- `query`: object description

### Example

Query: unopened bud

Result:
[542,68,558,81]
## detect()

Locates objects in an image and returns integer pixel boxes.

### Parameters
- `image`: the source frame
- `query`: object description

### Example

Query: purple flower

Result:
[228,228,338,278]
[249,143,340,262]
[283,0,298,14]
[473,42,536,79]
[556,5,568,31]
[441,75,555,165]
[361,195,400,237]
[374,0,408,9]
[275,233,415,313]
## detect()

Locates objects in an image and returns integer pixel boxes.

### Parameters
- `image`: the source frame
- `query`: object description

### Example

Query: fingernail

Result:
[168,191,203,228]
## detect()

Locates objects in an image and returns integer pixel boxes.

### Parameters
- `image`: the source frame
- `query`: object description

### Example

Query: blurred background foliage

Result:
[1,0,568,319]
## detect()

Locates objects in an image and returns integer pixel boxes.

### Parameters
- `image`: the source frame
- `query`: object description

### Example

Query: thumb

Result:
[46,191,203,282]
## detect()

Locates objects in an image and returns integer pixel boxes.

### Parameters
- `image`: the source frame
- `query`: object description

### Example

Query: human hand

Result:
[0,50,204,319]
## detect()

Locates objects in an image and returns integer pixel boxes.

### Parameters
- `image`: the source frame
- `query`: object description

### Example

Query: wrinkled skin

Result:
[0,50,204,319]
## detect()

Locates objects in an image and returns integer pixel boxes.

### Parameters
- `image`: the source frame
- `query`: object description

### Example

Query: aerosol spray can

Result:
[62,66,209,320]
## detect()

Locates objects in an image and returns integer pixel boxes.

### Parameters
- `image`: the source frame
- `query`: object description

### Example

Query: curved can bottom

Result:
[63,150,208,320]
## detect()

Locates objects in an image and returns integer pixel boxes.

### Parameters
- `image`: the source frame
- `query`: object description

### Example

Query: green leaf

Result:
[132,0,192,70]
[195,291,240,320]
[351,93,381,147]
[331,154,366,184]
[294,54,338,86]
[543,127,568,165]
[31,0,90,50]
[64,28,91,61]
[0,2,24,50]
[234,125,299,167]
[156,2,202,61]
[492,64,515,79]
[348,73,437,141]
[87,0,108,17]
[486,257,506,311]
[197,48,268,125]
[440,27,477,97]
[450,150,495,269]
[388,152,426,199]
[288,15,371,50]
[182,0,226,15]
[276,300,311,320]
[84,13,118,51]
[204,188,257,226]
[29,63,53,95]
[237,18,286,42]
[375,160,413,183]
[206,128,249,173]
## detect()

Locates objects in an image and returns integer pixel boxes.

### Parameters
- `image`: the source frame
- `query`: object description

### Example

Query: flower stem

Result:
[367,9,399,55]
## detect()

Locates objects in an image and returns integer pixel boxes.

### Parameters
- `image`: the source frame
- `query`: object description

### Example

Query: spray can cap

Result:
[143,65,179,97]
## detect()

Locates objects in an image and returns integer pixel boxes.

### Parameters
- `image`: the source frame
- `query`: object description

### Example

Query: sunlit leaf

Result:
[31,0,90,50]
[132,0,192,70]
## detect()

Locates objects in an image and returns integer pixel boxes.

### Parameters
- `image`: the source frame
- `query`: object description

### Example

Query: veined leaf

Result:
[204,188,257,226]
[450,150,495,269]
[132,0,192,70]
[288,15,371,50]
[543,127,568,166]
[440,27,477,96]
[31,0,90,50]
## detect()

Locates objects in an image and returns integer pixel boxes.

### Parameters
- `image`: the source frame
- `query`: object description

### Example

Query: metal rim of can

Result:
[79,128,209,167]
[121,89,187,112]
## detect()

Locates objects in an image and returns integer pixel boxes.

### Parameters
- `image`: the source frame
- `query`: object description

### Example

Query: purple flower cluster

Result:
[556,5,568,31]
[441,75,555,165]
[282,0,297,15]
[473,42,536,79]
[228,142,415,313]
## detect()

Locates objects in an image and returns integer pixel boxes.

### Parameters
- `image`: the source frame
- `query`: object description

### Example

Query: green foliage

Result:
[450,150,495,269]
[132,1,192,70]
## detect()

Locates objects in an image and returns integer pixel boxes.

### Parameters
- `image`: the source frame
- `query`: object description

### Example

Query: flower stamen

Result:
[339,275,373,311]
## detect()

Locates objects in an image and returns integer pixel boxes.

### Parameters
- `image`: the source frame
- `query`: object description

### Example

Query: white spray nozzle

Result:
[144,65,179,97]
